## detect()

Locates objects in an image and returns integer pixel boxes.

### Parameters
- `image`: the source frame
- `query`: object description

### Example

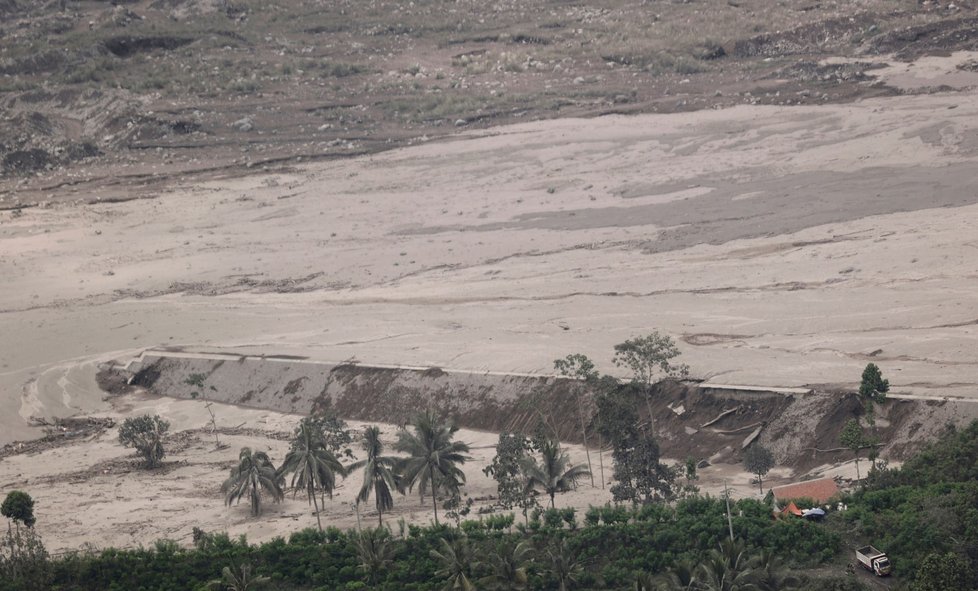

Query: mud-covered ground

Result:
[2,0,978,562]
[0,391,816,553]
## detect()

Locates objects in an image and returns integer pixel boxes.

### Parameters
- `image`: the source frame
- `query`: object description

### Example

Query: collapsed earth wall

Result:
[121,350,978,470]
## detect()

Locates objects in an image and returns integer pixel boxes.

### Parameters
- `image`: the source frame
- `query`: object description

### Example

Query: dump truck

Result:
[856,545,892,576]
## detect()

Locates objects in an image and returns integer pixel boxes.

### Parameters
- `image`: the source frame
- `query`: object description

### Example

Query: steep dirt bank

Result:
[114,351,978,471]
[120,351,591,443]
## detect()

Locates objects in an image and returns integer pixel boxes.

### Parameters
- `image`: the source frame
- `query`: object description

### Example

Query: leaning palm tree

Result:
[479,538,533,591]
[349,426,403,526]
[221,447,284,517]
[395,410,471,525]
[431,535,476,591]
[521,439,591,508]
[354,527,396,586]
[279,417,347,531]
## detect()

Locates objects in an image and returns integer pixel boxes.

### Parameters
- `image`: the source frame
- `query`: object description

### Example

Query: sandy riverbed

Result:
[0,57,976,551]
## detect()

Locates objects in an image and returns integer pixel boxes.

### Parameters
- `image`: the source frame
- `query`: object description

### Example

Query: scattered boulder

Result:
[231,117,254,132]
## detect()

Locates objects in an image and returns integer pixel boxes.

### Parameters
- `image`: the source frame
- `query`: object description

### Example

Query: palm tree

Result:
[521,439,591,508]
[633,572,657,591]
[349,426,403,526]
[431,535,476,591]
[696,539,755,591]
[395,410,471,525]
[279,417,347,531]
[478,538,533,591]
[543,539,584,591]
[657,558,698,590]
[354,527,395,585]
[746,549,802,591]
[206,563,270,591]
[221,448,284,517]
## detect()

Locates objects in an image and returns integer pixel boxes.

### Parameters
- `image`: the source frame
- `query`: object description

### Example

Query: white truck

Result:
[856,545,892,576]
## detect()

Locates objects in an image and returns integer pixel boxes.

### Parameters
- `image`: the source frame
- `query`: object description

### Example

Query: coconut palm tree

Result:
[521,439,591,508]
[633,572,657,591]
[696,539,755,591]
[746,549,802,591]
[221,447,284,517]
[354,527,395,586]
[657,558,698,590]
[279,417,347,531]
[206,563,270,591]
[542,539,584,591]
[395,410,471,526]
[349,426,403,526]
[431,535,476,591]
[479,538,533,591]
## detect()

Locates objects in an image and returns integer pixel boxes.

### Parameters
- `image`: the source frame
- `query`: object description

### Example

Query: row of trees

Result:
[214,408,594,530]
[217,410,471,528]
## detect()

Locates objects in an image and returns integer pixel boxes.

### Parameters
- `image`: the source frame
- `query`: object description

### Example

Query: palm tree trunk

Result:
[312,485,323,532]
[429,464,439,526]
[550,492,556,509]
[757,474,763,494]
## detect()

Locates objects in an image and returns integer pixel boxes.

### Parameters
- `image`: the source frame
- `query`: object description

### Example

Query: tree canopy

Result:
[118,415,170,469]
[0,491,35,529]
[279,417,347,531]
[521,439,591,508]
[221,448,284,517]
[595,385,675,504]
[743,444,775,494]
[349,425,403,525]
[858,363,889,425]
[396,410,471,526]
[839,419,874,480]
[613,332,688,430]
[484,432,538,515]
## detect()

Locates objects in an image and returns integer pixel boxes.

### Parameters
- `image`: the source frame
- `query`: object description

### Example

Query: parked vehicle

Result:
[856,545,892,576]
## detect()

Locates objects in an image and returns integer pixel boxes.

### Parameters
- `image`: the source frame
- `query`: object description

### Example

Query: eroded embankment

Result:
[114,350,978,471]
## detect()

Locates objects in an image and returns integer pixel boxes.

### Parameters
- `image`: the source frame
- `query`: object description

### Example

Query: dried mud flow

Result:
[3,0,978,558]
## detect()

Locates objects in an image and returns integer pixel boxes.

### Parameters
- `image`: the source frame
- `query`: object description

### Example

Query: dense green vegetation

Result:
[3,496,838,591]
[12,416,978,589]
[847,421,978,587]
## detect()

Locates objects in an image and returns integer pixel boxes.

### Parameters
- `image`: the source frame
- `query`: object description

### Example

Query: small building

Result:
[771,477,840,505]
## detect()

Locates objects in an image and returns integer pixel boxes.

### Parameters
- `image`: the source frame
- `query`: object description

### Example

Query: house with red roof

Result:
[771,477,841,504]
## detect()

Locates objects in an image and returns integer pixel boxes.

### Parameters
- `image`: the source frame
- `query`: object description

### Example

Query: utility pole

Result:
[724,479,735,542]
